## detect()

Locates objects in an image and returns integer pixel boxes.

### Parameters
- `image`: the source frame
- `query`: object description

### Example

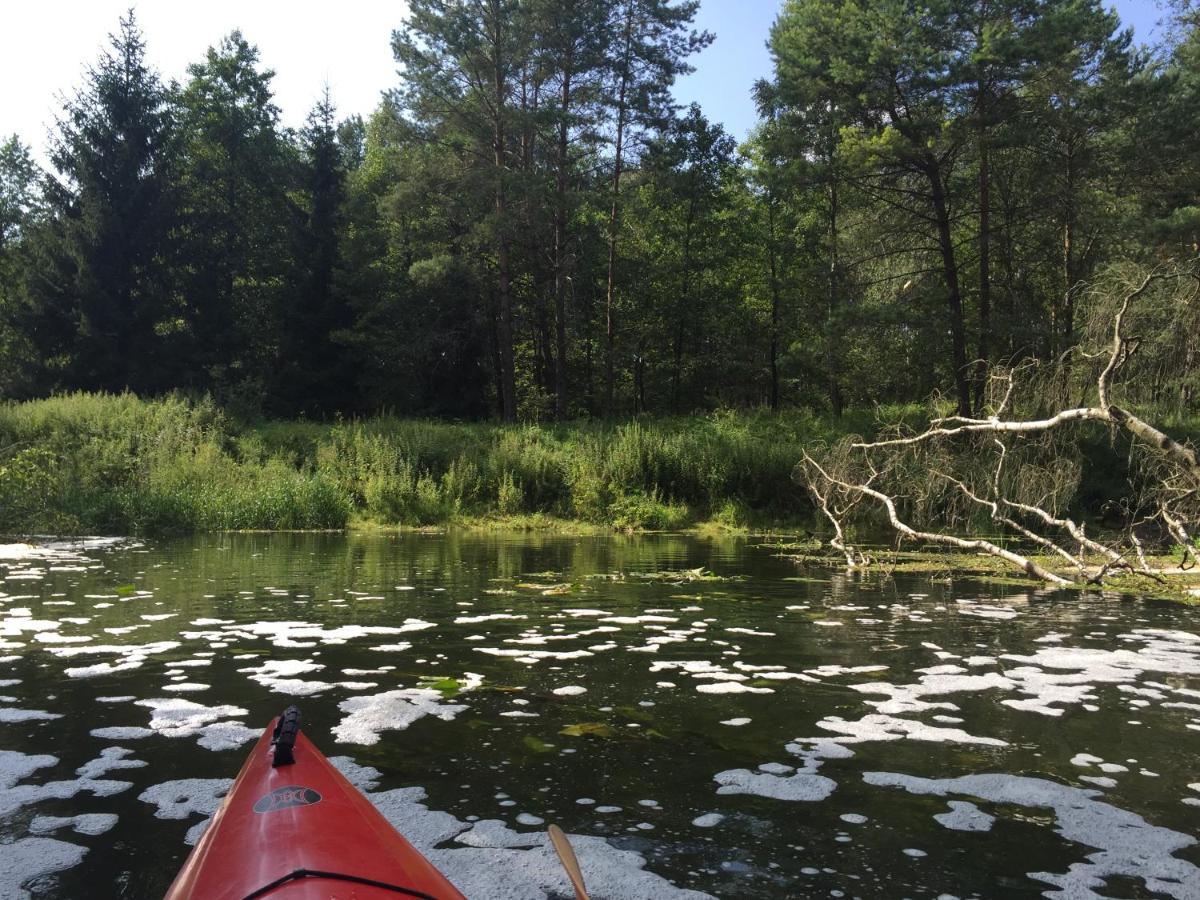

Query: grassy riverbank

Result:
[0,393,885,535]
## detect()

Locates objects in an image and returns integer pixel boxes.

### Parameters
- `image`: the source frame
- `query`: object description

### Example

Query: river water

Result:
[1,532,1198,899]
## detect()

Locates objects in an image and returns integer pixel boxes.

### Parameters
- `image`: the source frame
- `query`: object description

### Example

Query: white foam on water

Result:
[456,613,527,624]
[0,749,135,817]
[0,706,62,722]
[955,600,1018,620]
[90,726,154,740]
[196,722,260,752]
[714,740,849,804]
[714,768,836,802]
[161,682,209,693]
[131,697,254,751]
[49,640,181,678]
[333,688,470,745]
[75,747,146,780]
[475,648,594,663]
[934,800,994,832]
[0,837,88,898]
[816,713,1007,747]
[724,627,776,636]
[515,813,544,826]
[138,778,232,845]
[805,664,889,677]
[840,813,868,824]
[552,686,586,696]
[692,813,724,827]
[758,762,793,775]
[29,813,119,836]
[850,671,1014,716]
[864,771,1200,898]
[0,750,58,791]
[200,619,436,649]
[696,682,773,694]
[327,756,383,791]
[237,658,340,695]
[719,717,751,726]
[34,633,93,644]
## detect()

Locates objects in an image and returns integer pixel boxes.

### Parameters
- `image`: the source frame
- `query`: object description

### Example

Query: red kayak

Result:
[165,707,467,899]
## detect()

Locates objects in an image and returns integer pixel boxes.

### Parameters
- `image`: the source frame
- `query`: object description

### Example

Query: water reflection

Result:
[0,533,1198,898]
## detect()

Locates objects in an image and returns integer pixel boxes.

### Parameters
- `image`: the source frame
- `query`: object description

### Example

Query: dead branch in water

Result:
[798,260,1200,589]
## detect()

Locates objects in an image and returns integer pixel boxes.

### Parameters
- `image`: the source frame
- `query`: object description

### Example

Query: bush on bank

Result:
[0,392,886,535]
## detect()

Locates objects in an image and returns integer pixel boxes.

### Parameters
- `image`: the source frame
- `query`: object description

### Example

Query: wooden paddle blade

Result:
[548,823,589,900]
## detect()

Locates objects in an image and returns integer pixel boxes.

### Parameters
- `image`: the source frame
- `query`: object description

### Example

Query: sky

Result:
[0,0,1166,166]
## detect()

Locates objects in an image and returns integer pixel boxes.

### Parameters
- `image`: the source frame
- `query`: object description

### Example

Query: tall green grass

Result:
[0,393,348,533]
[0,392,885,535]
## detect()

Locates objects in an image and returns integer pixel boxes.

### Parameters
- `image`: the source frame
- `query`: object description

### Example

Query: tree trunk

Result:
[767,192,781,411]
[604,4,635,417]
[492,13,517,422]
[975,109,991,413]
[672,193,696,411]
[553,61,573,420]
[1062,142,1076,355]
[827,174,843,417]
[925,154,972,417]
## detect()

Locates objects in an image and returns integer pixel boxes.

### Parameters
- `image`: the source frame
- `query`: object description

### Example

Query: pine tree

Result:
[600,0,710,414]
[38,11,176,393]
[277,88,354,416]
[393,0,529,421]
[0,137,43,397]
[175,31,295,405]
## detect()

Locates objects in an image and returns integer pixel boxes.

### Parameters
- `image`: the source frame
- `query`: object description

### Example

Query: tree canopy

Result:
[0,3,1196,421]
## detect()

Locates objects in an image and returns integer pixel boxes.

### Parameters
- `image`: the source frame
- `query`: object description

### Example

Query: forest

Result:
[0,0,1194,421]
[1,1,1199,566]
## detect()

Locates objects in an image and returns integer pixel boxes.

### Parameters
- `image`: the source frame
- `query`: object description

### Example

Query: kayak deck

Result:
[165,710,466,899]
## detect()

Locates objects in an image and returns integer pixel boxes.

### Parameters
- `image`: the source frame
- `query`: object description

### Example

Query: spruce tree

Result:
[175,31,295,406]
[277,88,354,416]
[39,11,176,393]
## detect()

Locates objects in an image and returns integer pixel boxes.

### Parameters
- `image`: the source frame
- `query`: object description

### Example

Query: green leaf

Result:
[559,722,617,739]
[420,676,464,696]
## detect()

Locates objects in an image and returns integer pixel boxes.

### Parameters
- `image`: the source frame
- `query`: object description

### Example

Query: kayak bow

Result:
[164,706,466,900]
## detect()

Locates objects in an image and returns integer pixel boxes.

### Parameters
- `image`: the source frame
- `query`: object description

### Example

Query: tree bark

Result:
[553,60,573,420]
[604,3,635,417]
[975,109,991,413]
[827,173,843,417]
[767,190,781,411]
[492,6,517,422]
[924,154,972,417]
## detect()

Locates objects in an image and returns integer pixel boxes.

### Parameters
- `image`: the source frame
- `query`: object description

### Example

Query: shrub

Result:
[608,490,691,530]
[496,470,524,515]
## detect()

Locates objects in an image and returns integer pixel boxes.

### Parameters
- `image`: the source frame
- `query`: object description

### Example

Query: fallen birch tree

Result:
[796,260,1200,588]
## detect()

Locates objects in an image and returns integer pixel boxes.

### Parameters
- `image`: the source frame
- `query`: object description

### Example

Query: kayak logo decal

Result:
[253,785,322,814]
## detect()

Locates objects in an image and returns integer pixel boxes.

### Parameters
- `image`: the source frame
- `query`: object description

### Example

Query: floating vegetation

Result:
[559,722,618,739]
[418,676,467,697]
[521,735,554,754]
[632,567,740,583]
